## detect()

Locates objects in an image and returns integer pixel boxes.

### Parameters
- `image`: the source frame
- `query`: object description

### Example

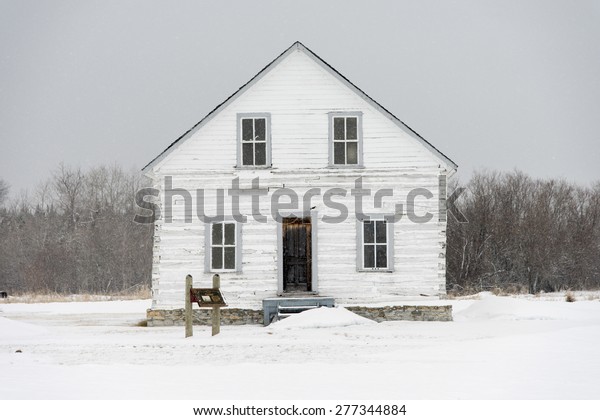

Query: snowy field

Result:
[1,293,600,400]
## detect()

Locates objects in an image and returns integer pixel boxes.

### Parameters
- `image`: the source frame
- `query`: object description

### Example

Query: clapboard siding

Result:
[149,169,447,309]
[147,46,452,310]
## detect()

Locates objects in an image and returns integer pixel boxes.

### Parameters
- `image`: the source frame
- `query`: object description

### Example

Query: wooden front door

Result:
[282,217,311,292]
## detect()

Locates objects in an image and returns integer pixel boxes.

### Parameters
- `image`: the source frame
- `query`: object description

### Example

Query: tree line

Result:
[447,171,600,294]
[0,165,153,295]
[0,165,598,295]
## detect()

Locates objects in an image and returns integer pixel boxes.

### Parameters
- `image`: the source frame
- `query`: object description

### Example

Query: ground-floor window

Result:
[207,221,240,272]
[358,217,393,271]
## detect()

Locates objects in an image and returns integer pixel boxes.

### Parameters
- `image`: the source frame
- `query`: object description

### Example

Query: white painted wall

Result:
[146,48,451,309]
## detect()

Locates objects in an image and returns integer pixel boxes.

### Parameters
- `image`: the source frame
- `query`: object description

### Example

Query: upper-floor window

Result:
[237,113,271,168]
[329,112,363,167]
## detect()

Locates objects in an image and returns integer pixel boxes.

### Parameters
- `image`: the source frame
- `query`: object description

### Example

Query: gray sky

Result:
[1,0,599,195]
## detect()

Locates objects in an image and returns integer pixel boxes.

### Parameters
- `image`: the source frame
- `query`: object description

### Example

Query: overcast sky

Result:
[1,0,599,195]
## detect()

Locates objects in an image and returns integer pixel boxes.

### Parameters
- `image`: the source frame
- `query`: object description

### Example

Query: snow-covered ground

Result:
[1,294,599,399]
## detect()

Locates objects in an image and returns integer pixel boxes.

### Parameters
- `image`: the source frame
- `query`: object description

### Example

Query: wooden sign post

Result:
[212,274,221,336]
[184,274,227,338]
[185,274,193,338]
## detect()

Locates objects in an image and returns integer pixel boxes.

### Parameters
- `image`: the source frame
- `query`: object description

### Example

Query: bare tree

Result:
[0,179,9,207]
[447,171,600,294]
[0,163,152,295]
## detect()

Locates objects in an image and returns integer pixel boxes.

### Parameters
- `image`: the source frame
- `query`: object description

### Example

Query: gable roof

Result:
[143,41,457,173]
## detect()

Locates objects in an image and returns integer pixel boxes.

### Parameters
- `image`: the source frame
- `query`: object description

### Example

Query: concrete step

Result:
[277,304,320,321]
[263,296,335,326]
[278,305,318,313]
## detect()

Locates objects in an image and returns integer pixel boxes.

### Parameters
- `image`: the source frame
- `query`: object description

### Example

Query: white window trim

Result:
[328,111,364,168]
[204,219,243,273]
[236,113,272,169]
[356,214,394,272]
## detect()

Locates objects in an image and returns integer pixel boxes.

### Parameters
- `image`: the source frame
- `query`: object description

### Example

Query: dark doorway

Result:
[282,217,311,292]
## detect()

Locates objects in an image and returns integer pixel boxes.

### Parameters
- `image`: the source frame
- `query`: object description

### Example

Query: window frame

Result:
[236,113,272,169]
[205,219,243,273]
[328,112,363,168]
[356,214,394,272]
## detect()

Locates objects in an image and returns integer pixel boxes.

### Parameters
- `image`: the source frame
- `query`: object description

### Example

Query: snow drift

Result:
[455,292,600,322]
[269,306,376,329]
[0,317,49,339]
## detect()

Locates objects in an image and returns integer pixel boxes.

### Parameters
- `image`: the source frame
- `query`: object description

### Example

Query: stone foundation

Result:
[345,305,452,322]
[147,308,262,327]
[147,304,452,326]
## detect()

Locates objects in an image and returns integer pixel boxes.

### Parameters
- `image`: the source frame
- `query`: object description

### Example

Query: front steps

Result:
[262,297,335,326]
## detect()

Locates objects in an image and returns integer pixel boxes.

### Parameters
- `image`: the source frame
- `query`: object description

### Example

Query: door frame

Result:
[277,210,318,295]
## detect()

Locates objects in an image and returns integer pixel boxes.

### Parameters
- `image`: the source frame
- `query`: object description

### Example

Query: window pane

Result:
[254,118,266,141]
[212,223,222,245]
[255,143,266,166]
[224,223,235,245]
[363,221,374,243]
[334,142,345,165]
[212,247,223,269]
[376,245,387,268]
[364,245,375,268]
[346,142,358,165]
[333,118,345,140]
[346,117,357,139]
[242,119,253,141]
[375,221,386,244]
[224,247,236,269]
[242,143,254,166]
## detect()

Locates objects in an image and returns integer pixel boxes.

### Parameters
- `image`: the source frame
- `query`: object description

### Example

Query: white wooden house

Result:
[142,42,457,324]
